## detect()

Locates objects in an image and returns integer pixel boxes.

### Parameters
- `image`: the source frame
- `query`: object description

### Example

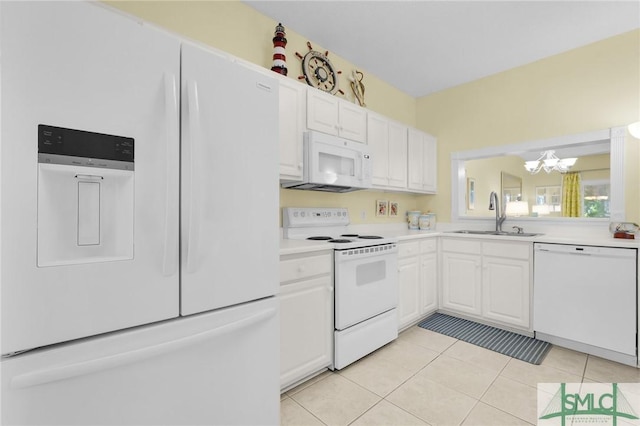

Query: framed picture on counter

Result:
[389,201,398,217]
[376,200,388,217]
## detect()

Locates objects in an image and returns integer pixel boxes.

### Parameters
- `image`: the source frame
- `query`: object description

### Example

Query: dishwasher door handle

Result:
[536,247,593,255]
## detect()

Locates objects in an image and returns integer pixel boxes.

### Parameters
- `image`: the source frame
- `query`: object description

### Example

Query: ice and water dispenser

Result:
[37,125,134,267]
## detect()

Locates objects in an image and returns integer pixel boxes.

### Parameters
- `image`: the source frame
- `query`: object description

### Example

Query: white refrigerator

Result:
[1,2,280,424]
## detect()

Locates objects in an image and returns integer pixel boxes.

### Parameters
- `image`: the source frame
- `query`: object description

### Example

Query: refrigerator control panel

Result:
[36,125,134,267]
[38,124,134,170]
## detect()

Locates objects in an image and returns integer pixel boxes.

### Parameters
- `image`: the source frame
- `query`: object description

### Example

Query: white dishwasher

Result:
[534,243,637,366]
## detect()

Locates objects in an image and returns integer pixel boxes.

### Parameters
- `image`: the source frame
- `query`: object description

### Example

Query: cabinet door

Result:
[420,252,438,315]
[407,129,424,191]
[280,276,333,389]
[279,78,305,181]
[367,113,390,186]
[387,121,408,189]
[338,101,367,143]
[307,89,339,136]
[422,134,437,193]
[407,128,437,193]
[441,252,482,316]
[398,255,421,330]
[482,257,530,328]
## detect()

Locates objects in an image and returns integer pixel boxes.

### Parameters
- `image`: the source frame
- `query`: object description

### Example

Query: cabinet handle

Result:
[297,163,303,170]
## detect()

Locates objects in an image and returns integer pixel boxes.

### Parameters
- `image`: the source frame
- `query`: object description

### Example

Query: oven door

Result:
[334,244,398,330]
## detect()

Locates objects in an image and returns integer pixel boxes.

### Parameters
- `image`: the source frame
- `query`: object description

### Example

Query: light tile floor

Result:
[280,325,640,426]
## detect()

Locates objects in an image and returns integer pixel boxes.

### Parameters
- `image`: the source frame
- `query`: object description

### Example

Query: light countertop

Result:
[280,227,638,255]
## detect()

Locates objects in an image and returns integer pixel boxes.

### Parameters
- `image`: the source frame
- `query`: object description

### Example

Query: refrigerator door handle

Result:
[162,72,179,277]
[10,306,277,390]
[185,79,201,274]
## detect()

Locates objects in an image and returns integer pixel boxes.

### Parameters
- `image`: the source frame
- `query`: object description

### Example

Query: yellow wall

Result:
[416,29,640,223]
[625,130,640,224]
[106,1,638,224]
[105,0,420,224]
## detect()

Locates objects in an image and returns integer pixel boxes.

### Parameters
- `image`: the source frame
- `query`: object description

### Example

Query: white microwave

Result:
[282,131,372,193]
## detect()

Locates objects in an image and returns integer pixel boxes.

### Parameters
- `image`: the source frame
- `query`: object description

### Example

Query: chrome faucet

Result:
[489,191,506,233]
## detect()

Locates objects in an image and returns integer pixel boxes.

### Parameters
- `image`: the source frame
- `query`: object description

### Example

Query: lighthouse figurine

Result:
[271,23,288,76]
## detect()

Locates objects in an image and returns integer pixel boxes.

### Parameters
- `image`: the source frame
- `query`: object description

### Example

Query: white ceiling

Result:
[243,1,640,98]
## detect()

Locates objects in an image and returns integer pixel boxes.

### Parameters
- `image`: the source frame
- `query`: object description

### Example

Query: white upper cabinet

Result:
[278,77,306,182]
[306,88,367,143]
[407,128,437,193]
[368,112,408,190]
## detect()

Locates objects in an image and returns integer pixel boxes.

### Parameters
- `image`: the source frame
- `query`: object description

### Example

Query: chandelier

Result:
[524,150,577,174]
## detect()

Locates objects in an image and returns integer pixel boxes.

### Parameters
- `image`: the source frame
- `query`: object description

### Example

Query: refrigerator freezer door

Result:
[1,297,280,425]
[0,2,180,354]
[180,43,279,315]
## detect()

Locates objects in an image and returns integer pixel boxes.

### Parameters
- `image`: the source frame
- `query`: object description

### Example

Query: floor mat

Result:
[418,313,551,365]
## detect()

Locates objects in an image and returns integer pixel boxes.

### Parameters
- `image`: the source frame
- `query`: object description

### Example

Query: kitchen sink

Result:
[449,230,542,237]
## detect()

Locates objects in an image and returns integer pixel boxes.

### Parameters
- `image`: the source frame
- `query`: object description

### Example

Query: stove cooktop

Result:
[305,234,394,248]
[306,234,384,242]
[283,207,398,249]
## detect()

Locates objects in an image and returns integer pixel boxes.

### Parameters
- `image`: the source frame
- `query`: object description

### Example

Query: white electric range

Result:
[283,207,399,369]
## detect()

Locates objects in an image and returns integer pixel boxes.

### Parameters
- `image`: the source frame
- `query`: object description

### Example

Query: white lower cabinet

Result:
[440,238,532,331]
[420,240,438,314]
[441,239,482,316]
[482,242,531,329]
[398,238,438,330]
[279,251,333,390]
[398,245,420,329]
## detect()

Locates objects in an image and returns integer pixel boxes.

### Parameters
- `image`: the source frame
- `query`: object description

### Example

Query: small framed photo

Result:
[376,200,388,217]
[389,201,399,217]
[467,178,476,210]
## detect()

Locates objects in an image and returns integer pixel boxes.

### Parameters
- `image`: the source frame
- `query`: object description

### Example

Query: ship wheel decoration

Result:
[296,42,344,95]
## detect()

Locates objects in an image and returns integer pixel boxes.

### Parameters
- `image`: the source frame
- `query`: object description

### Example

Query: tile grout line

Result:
[375,338,460,425]
[284,393,330,426]
[458,349,518,426]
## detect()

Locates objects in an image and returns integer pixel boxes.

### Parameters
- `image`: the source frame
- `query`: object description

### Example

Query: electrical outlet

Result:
[360,210,366,220]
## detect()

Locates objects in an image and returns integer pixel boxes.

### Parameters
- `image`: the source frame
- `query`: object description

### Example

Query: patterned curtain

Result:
[562,172,581,217]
